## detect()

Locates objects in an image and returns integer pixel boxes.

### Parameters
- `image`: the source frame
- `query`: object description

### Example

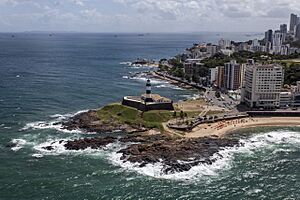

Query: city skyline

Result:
[0,0,300,33]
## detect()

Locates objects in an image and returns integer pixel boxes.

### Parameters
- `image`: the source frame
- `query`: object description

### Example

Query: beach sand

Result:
[183,117,300,138]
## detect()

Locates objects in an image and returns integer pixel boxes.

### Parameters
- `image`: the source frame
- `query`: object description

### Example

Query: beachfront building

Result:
[242,62,284,109]
[224,60,241,91]
[291,81,300,107]
[279,92,292,108]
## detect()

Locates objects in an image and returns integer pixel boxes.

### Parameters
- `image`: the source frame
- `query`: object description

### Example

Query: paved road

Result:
[203,87,239,114]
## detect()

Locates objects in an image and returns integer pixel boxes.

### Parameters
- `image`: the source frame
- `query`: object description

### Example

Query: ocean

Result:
[0,32,299,200]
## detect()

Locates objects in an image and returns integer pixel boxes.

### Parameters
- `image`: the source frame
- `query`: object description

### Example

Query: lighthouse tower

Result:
[145,79,153,102]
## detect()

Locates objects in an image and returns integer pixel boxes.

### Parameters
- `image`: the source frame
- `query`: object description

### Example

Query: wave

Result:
[155,84,184,90]
[108,130,300,181]
[10,139,27,151]
[119,62,132,66]
[21,110,90,134]
[33,138,121,156]
[120,61,157,68]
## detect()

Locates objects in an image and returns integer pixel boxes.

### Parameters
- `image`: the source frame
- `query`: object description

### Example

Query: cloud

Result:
[0,0,300,32]
[115,0,300,20]
[73,0,85,6]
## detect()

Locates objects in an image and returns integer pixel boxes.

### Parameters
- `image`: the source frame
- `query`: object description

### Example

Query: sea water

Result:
[1,32,299,199]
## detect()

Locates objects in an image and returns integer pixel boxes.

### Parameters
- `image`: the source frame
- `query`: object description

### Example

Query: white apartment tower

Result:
[242,62,284,108]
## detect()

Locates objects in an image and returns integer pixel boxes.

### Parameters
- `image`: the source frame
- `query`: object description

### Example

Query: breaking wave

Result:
[123,73,185,90]
[10,139,28,151]
[20,110,89,134]
[108,130,300,181]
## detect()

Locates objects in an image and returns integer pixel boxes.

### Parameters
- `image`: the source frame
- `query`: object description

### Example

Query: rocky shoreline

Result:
[61,110,148,133]
[41,134,241,174]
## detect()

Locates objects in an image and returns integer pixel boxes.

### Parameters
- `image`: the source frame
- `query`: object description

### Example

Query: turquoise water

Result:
[0,33,299,199]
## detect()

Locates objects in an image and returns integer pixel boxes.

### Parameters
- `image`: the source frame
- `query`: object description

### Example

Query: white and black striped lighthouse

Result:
[145,79,152,102]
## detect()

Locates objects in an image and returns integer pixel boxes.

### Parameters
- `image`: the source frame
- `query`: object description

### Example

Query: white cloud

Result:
[0,0,300,32]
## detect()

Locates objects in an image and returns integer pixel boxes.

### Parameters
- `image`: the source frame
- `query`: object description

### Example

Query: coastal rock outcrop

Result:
[118,136,240,173]
[64,136,117,150]
[61,110,148,133]
[41,134,240,174]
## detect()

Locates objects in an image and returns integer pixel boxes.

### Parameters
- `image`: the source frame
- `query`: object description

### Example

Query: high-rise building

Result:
[216,66,225,88]
[280,24,287,34]
[224,60,241,91]
[295,24,300,40]
[242,62,284,108]
[290,13,298,34]
[265,29,273,43]
[218,39,231,50]
[273,31,284,46]
[208,67,218,85]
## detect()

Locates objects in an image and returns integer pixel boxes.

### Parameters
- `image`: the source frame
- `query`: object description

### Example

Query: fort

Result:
[122,79,174,111]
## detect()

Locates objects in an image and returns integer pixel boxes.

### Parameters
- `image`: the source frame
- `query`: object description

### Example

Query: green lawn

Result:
[96,104,174,131]
[96,103,223,132]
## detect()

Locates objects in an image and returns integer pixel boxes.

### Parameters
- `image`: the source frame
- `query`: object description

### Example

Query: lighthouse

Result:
[145,79,153,102]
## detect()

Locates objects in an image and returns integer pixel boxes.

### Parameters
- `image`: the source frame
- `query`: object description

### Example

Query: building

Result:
[218,39,231,50]
[208,67,218,85]
[206,44,218,57]
[280,24,288,34]
[242,63,284,109]
[224,60,241,91]
[295,24,300,40]
[272,31,285,54]
[183,61,205,82]
[290,13,298,35]
[216,66,225,88]
[265,29,273,43]
[122,80,174,111]
[291,81,300,107]
[279,92,292,108]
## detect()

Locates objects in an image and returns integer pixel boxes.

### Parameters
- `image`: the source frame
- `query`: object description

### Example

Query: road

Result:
[203,87,239,114]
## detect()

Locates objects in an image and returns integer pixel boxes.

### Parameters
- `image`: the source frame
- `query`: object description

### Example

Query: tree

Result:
[173,111,177,118]
[180,111,184,122]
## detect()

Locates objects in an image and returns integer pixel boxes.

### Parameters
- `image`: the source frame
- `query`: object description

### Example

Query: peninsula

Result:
[42,79,300,174]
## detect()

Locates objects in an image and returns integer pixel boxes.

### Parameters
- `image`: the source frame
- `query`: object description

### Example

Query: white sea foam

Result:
[128,76,166,85]
[155,84,184,90]
[21,120,82,134]
[107,130,300,181]
[32,153,44,158]
[33,138,112,156]
[119,62,132,66]
[21,110,90,134]
[10,139,27,151]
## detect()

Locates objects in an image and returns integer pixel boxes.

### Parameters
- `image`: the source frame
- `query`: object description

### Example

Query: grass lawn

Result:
[96,103,223,132]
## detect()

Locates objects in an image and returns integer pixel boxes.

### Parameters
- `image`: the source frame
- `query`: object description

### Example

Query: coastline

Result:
[184,117,300,138]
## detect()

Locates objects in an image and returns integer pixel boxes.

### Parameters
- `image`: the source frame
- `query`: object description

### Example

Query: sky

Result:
[0,0,299,33]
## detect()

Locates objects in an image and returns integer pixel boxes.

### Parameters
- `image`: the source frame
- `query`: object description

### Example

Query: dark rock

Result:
[61,110,148,133]
[117,136,240,174]
[6,143,17,148]
[64,136,117,150]
[40,132,241,174]
[43,146,54,151]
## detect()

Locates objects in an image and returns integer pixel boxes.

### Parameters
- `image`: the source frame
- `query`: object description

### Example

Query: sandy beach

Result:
[183,117,300,138]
